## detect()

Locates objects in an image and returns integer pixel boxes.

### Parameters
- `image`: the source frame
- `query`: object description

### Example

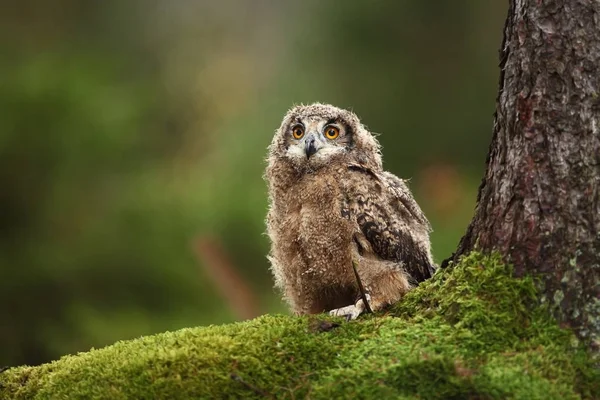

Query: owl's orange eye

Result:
[292,125,304,139]
[324,125,340,140]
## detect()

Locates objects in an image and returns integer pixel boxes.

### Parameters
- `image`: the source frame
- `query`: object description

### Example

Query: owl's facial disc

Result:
[286,118,347,165]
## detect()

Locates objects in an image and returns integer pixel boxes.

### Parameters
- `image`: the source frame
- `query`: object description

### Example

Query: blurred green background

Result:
[1,1,506,366]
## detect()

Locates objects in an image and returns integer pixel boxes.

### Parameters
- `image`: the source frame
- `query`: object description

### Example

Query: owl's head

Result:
[269,103,382,172]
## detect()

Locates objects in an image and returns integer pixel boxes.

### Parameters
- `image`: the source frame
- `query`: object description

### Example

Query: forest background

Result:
[1,1,506,366]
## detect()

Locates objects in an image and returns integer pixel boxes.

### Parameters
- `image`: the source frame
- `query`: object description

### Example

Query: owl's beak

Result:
[305,134,318,159]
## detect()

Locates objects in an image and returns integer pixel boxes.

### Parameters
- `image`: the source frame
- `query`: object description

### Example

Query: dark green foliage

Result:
[0,49,228,365]
[2,253,597,399]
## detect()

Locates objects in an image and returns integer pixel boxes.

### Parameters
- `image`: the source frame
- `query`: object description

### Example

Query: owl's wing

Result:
[379,171,432,231]
[345,164,435,283]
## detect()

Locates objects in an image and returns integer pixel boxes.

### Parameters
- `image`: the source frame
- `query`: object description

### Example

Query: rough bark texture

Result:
[447,0,600,349]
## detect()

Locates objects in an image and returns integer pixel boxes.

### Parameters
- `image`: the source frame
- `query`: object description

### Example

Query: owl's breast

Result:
[293,173,356,285]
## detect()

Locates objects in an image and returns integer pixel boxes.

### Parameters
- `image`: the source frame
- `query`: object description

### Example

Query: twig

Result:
[351,260,373,314]
[192,236,260,320]
[230,373,272,398]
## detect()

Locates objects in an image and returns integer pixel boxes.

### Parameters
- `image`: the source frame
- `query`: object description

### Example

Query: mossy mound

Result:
[1,253,598,399]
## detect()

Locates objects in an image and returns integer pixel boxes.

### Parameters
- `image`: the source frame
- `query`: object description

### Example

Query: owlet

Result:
[265,103,435,319]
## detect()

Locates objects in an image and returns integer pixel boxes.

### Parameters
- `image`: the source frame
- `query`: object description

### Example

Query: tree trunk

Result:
[446,0,600,350]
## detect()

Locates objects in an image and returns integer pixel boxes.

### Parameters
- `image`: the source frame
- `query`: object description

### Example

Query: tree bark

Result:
[446,0,600,350]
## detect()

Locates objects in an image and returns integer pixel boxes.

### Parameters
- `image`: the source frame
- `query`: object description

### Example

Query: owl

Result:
[265,103,435,319]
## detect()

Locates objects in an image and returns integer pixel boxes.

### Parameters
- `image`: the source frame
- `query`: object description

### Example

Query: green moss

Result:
[1,253,598,399]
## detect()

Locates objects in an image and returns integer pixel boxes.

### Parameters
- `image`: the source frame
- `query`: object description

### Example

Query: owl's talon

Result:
[328,305,360,320]
[328,299,367,320]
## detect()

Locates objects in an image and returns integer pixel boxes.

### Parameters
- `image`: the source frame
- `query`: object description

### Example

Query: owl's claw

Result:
[329,304,362,320]
[329,295,371,320]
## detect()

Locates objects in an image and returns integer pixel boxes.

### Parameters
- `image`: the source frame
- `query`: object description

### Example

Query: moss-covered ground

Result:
[1,253,598,399]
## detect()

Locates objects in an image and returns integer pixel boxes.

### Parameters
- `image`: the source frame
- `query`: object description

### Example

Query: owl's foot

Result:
[329,294,371,320]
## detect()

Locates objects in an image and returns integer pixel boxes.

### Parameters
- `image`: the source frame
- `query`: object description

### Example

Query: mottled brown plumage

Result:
[265,103,435,319]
